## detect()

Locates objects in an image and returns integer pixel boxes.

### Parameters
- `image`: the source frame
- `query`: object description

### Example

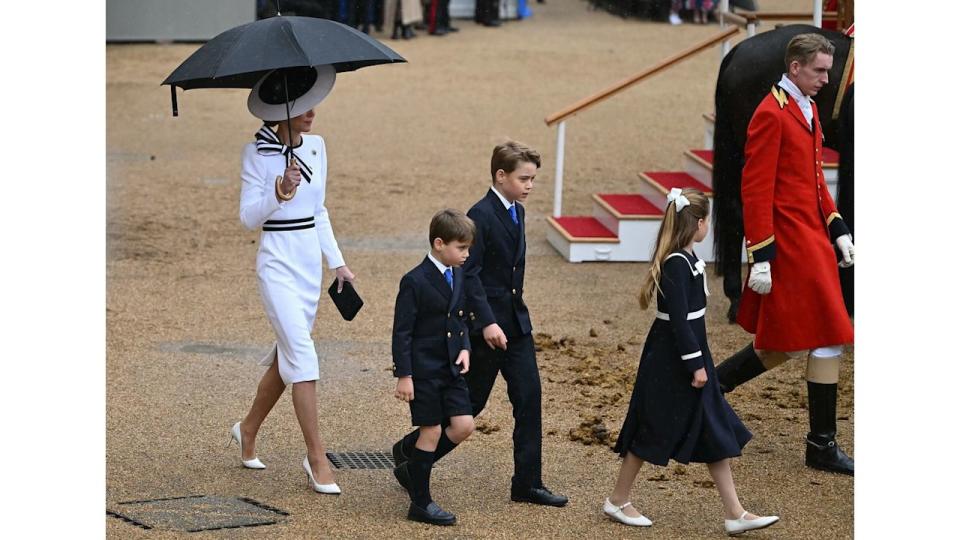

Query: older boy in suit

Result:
[392,141,568,507]
[392,209,477,525]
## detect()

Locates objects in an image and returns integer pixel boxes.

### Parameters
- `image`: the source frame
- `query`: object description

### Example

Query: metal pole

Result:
[813,0,823,27]
[553,121,566,218]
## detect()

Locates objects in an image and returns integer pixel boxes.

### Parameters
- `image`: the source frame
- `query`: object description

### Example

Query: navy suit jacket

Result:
[392,257,471,379]
[464,189,532,338]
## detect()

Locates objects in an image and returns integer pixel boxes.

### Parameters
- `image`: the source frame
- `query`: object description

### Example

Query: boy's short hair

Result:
[784,33,835,69]
[430,209,475,245]
[490,140,541,183]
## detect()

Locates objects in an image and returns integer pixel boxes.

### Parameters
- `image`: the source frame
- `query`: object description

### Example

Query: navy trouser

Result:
[466,332,543,489]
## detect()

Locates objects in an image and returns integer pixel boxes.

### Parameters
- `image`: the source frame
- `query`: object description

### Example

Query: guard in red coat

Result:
[714,33,855,475]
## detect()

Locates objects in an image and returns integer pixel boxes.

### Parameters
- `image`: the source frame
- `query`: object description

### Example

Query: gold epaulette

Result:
[771,85,788,109]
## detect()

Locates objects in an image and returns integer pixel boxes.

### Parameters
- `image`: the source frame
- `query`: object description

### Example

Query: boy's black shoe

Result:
[447,25,459,32]
[482,19,501,27]
[393,463,411,490]
[429,27,448,36]
[510,485,568,507]
[407,501,456,525]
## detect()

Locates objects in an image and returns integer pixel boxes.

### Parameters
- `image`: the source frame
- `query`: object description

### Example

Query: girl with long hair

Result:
[602,188,779,535]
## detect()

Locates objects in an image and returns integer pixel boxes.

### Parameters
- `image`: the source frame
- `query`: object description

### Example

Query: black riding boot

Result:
[805,381,854,476]
[716,343,768,393]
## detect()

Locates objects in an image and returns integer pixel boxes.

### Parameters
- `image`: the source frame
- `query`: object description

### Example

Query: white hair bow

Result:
[666,188,690,213]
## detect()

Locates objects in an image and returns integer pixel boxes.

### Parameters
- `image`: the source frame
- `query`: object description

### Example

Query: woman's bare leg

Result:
[239,359,285,460]
[292,380,336,484]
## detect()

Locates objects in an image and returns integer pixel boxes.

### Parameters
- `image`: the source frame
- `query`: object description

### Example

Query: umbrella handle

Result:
[276,174,296,201]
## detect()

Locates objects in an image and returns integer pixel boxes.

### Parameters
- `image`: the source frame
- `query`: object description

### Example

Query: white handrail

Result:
[553,121,566,218]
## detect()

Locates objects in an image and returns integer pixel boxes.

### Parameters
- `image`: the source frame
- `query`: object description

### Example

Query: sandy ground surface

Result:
[106,0,853,537]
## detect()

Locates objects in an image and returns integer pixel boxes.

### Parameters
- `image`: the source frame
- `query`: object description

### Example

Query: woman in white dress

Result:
[229,65,355,494]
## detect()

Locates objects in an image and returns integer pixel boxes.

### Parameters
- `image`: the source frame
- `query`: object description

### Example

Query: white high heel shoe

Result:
[229,422,266,469]
[302,456,341,495]
[603,498,652,527]
[724,511,779,535]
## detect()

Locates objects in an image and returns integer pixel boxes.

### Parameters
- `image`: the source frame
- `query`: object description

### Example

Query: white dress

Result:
[239,134,344,384]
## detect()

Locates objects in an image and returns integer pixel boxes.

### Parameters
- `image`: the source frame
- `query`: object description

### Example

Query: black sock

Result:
[432,430,458,463]
[401,430,419,458]
[408,447,434,507]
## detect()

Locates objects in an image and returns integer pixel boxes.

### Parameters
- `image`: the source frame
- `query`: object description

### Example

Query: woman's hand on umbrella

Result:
[334,265,355,293]
[280,161,301,195]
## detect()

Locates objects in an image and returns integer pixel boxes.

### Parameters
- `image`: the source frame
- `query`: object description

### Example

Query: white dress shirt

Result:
[490,186,514,211]
[778,74,813,129]
[427,252,452,279]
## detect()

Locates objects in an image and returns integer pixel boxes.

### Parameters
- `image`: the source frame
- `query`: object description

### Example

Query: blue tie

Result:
[444,268,453,289]
[508,204,519,225]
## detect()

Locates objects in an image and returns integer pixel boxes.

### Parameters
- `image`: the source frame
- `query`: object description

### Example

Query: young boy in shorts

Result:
[392,209,477,525]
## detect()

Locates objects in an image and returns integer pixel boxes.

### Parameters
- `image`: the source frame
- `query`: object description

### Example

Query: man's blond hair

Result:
[784,33,835,69]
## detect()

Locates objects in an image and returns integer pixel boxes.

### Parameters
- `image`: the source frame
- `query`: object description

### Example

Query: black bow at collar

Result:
[254,125,313,183]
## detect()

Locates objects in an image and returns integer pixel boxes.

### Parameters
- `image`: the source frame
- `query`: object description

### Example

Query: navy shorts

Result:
[409,374,472,426]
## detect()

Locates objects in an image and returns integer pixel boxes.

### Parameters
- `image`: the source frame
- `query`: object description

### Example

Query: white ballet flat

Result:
[603,498,652,527]
[302,456,341,495]
[724,511,779,535]
[229,422,266,469]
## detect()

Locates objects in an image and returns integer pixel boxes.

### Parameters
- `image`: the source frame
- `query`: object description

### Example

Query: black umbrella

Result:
[161,13,406,117]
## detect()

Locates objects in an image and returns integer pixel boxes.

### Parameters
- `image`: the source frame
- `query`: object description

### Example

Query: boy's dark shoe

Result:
[407,502,456,525]
[511,485,568,507]
[482,19,501,27]
[446,25,459,32]
[393,463,412,490]
[429,27,448,36]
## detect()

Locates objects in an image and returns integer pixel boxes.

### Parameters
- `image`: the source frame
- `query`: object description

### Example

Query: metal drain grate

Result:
[107,495,287,532]
[326,451,395,470]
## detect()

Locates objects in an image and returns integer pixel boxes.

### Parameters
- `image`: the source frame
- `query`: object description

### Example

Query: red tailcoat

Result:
[736,86,854,351]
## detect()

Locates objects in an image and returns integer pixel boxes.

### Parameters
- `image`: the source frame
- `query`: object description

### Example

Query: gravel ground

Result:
[106,0,852,537]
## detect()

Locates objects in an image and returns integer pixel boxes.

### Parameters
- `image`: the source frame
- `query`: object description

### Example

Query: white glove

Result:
[836,234,854,268]
[747,261,772,295]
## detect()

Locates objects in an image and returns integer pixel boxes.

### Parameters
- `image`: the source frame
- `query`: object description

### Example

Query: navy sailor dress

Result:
[614,250,752,465]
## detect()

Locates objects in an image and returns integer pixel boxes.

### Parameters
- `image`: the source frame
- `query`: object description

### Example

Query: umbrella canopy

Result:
[162,15,406,114]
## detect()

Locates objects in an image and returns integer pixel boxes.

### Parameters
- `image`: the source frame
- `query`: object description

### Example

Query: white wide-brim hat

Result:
[247,65,336,122]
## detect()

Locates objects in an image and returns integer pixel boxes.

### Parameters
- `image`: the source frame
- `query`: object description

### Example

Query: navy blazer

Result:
[464,189,532,338]
[392,257,471,379]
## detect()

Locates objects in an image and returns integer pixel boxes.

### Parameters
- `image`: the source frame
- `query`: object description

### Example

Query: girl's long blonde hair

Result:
[638,188,710,309]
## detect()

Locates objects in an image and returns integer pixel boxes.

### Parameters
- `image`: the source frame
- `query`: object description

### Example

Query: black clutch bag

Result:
[328,279,363,321]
